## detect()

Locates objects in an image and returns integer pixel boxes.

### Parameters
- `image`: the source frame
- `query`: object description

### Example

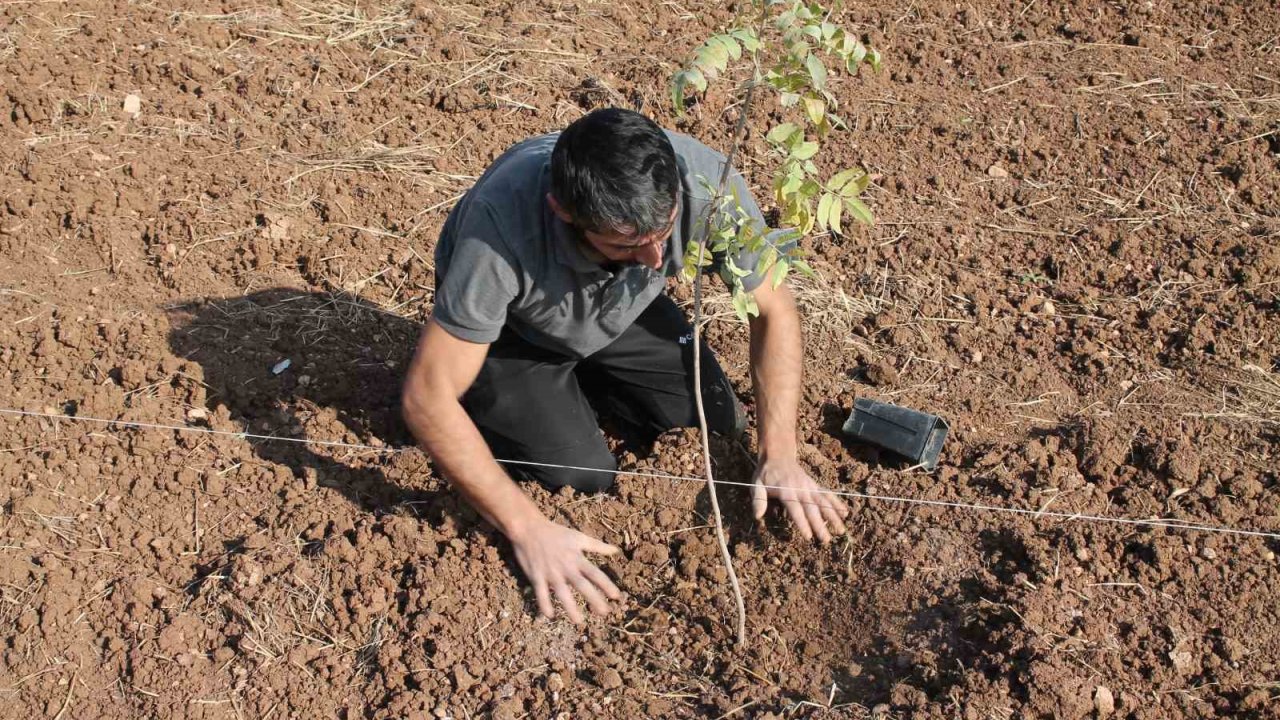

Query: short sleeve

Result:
[431,201,521,344]
[668,131,789,294]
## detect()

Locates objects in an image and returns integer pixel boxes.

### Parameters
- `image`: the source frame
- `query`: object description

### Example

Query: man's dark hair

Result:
[550,108,679,236]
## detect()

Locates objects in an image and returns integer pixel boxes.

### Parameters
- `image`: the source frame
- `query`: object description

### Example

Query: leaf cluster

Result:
[670,0,883,320]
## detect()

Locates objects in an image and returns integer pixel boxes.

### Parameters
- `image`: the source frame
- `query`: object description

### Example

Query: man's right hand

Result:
[510,517,622,624]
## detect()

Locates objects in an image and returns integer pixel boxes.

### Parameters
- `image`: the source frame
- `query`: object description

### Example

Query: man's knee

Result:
[516,443,617,493]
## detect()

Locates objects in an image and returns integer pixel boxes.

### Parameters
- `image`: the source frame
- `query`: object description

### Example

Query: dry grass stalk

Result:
[292,1,413,47]
[699,261,890,348]
[175,3,411,50]
[284,142,446,184]
[1202,364,1280,425]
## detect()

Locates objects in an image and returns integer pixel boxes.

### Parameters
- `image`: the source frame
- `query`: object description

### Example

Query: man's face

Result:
[548,193,677,272]
[579,208,677,271]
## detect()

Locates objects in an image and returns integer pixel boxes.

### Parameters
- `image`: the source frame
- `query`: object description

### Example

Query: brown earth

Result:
[2,0,1279,718]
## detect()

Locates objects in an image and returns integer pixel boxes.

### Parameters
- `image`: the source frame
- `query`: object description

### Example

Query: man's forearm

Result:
[748,285,802,460]
[401,384,545,540]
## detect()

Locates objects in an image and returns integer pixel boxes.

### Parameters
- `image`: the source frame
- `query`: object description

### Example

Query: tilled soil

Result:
[2,1,1279,718]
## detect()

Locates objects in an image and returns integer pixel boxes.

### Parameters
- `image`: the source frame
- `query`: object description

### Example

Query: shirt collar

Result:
[548,206,605,274]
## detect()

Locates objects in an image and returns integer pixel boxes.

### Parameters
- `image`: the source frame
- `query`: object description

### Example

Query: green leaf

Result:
[829,193,843,235]
[777,173,802,198]
[780,200,806,232]
[821,22,837,41]
[759,245,777,274]
[730,27,762,52]
[791,141,819,160]
[731,290,758,322]
[867,47,882,72]
[844,196,874,225]
[833,31,853,56]
[680,264,697,282]
[849,40,867,66]
[780,91,801,108]
[686,66,707,92]
[805,53,827,91]
[715,34,742,61]
[771,261,790,289]
[801,24,822,41]
[827,167,862,193]
[794,259,816,278]
[766,122,800,146]
[696,42,729,76]
[803,96,825,126]
[695,174,717,197]
[772,228,803,248]
[816,193,834,232]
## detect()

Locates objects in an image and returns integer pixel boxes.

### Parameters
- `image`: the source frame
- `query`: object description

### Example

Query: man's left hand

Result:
[751,458,849,542]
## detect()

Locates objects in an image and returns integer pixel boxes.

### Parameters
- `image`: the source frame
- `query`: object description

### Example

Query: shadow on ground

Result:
[166,288,432,514]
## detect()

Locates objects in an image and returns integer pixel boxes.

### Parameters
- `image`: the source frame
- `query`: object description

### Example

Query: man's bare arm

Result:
[401,320,621,621]
[746,277,849,541]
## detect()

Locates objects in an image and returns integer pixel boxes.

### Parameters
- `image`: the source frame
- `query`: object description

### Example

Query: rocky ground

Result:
[1,0,1278,717]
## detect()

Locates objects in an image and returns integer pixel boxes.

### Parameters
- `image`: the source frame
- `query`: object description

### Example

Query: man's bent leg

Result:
[580,294,746,442]
[461,329,617,492]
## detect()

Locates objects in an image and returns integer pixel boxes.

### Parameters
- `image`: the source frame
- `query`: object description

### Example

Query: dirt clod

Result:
[596,668,624,690]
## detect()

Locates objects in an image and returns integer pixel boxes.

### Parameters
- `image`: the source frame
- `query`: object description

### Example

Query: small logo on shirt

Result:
[678,332,694,345]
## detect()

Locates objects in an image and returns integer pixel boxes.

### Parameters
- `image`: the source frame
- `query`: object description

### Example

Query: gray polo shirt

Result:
[432,130,777,358]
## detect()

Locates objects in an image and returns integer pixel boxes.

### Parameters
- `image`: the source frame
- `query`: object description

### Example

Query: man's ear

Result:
[546,193,573,224]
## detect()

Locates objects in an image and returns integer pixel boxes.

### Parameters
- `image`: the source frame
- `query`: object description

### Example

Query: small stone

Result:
[123,94,142,115]
[1264,550,1275,561]
[1169,649,1194,672]
[986,164,1009,178]
[186,407,208,421]
[546,672,565,693]
[1094,685,1115,716]
[453,666,476,692]
[1200,546,1217,560]
[1041,299,1056,316]
[968,350,983,364]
